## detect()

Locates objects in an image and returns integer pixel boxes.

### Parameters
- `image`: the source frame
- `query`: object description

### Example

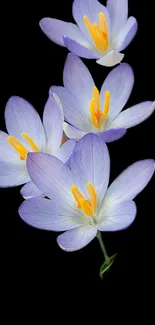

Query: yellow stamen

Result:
[83,12,109,52]
[102,91,110,124]
[99,12,109,51]
[87,183,97,215]
[21,133,39,152]
[61,136,67,145]
[79,199,92,216]
[8,133,39,160]
[71,184,97,217]
[8,136,28,160]
[90,86,111,129]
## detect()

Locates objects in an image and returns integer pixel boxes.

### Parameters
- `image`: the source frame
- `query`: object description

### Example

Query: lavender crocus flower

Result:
[19,134,155,253]
[0,94,76,199]
[50,54,155,143]
[40,0,138,67]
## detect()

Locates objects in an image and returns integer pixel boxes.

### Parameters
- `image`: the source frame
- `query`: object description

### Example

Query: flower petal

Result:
[18,197,81,231]
[100,63,134,123]
[55,139,76,163]
[26,152,74,206]
[73,0,110,45]
[96,50,124,67]
[104,160,155,204]
[19,197,82,231]
[43,93,64,154]
[63,36,98,58]
[63,122,87,140]
[50,86,89,131]
[40,18,90,47]
[98,128,126,142]
[0,131,20,163]
[117,16,138,51]
[0,161,29,187]
[97,200,136,231]
[5,96,46,150]
[109,101,155,129]
[57,225,97,251]
[63,54,95,106]
[107,0,128,35]
[70,134,110,210]
[20,181,44,199]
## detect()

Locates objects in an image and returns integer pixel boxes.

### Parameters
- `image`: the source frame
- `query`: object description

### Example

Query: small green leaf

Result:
[99,253,117,279]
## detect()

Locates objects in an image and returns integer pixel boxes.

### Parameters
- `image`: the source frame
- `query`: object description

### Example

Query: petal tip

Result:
[97,51,124,67]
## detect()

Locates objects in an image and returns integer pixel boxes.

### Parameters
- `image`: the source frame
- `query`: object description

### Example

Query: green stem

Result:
[97,231,110,264]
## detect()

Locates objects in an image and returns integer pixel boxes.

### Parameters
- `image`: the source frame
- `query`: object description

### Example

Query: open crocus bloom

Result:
[40,0,138,67]
[50,54,155,143]
[0,94,76,199]
[19,134,155,251]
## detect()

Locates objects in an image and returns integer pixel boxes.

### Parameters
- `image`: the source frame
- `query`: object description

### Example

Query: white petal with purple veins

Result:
[109,101,155,129]
[57,225,97,251]
[19,197,82,231]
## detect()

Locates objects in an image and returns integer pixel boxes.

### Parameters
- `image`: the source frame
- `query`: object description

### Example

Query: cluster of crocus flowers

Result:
[1,0,154,276]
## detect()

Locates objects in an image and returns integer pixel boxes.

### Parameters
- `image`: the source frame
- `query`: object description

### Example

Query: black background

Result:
[2,0,155,299]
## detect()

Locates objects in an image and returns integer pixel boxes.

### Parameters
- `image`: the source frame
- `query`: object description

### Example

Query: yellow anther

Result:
[61,136,67,145]
[21,133,39,152]
[87,183,97,215]
[102,91,110,124]
[83,12,109,52]
[71,184,97,217]
[8,136,28,160]
[90,86,111,129]
[71,185,85,209]
[99,12,109,51]
[8,133,39,161]
[79,199,92,216]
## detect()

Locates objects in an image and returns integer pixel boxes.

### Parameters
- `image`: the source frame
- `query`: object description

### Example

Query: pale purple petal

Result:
[5,96,46,150]
[43,93,64,154]
[97,201,136,231]
[96,50,124,67]
[98,128,126,142]
[0,131,20,163]
[107,0,128,35]
[117,17,138,51]
[20,181,44,199]
[73,0,110,45]
[0,161,29,187]
[63,123,87,140]
[19,197,82,231]
[104,160,155,204]
[26,152,74,206]
[70,134,110,210]
[40,18,90,47]
[109,101,155,129]
[63,54,95,106]
[57,225,97,251]
[55,139,76,163]
[100,63,134,123]
[63,36,98,59]
[50,86,89,131]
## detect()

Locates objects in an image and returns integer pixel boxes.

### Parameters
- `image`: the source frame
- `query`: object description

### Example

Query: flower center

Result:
[90,86,110,129]
[7,133,39,160]
[71,183,97,217]
[83,12,109,52]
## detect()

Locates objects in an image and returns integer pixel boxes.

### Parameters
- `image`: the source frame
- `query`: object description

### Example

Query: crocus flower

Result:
[40,0,138,67]
[19,134,155,253]
[0,94,76,199]
[50,54,155,143]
